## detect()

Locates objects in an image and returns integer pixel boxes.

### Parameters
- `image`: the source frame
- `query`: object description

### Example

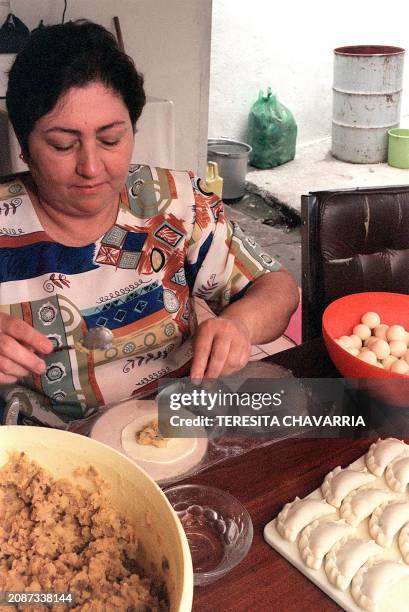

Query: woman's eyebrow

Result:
[43,121,127,135]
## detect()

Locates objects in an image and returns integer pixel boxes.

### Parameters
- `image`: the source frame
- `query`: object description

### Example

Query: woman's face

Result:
[27,82,135,217]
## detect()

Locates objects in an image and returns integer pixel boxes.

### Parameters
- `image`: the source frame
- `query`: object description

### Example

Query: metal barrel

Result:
[332,45,405,163]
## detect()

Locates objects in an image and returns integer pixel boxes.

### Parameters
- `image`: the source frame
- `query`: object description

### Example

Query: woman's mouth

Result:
[73,182,106,192]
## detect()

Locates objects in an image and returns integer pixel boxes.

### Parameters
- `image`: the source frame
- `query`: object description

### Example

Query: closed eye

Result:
[100,140,120,146]
[52,143,75,151]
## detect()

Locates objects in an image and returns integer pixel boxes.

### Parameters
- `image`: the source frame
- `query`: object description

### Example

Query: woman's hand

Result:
[0,313,53,384]
[190,316,252,382]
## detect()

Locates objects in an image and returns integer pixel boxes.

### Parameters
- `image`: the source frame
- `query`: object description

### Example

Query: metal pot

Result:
[207,138,252,200]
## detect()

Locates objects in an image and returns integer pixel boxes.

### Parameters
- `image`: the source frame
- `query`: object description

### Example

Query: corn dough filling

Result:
[0,452,168,612]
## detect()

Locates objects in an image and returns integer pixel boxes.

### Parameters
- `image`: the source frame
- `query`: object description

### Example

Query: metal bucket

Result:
[207,138,252,200]
[332,45,405,163]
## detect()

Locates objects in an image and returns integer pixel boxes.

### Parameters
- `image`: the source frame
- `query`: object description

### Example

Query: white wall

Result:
[10,0,212,173]
[209,0,409,147]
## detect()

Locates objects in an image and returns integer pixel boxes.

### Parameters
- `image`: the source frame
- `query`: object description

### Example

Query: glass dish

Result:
[164,484,253,586]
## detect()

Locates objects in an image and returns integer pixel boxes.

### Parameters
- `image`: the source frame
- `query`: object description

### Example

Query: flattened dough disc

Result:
[90,399,208,483]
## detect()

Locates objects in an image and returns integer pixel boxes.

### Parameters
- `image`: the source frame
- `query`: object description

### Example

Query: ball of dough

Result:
[353,324,371,341]
[386,325,406,342]
[389,340,407,358]
[346,348,360,357]
[383,355,398,371]
[390,359,409,375]
[361,311,381,329]
[349,334,363,349]
[337,335,354,348]
[373,324,389,340]
[370,339,390,361]
[357,350,377,365]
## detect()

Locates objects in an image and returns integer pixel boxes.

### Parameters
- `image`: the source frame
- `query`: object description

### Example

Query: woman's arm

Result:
[190,268,299,381]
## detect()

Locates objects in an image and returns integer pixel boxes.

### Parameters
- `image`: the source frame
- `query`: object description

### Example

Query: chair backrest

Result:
[301,185,409,342]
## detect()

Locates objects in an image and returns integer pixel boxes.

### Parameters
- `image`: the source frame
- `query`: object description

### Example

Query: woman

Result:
[0,21,299,427]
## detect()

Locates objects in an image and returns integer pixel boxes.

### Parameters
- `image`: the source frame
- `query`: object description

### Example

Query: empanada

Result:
[351,557,409,611]
[298,519,353,569]
[385,454,409,493]
[369,500,409,547]
[398,522,409,564]
[324,537,382,591]
[321,466,376,508]
[276,497,335,542]
[366,438,409,477]
[340,487,391,527]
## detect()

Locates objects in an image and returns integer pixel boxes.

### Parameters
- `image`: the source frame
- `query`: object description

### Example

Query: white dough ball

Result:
[386,325,406,342]
[346,348,360,357]
[361,311,381,329]
[357,350,377,365]
[371,339,390,361]
[349,334,362,349]
[390,359,409,375]
[373,361,384,369]
[337,335,354,348]
[353,324,371,341]
[389,340,407,358]
[374,324,389,340]
[383,355,398,371]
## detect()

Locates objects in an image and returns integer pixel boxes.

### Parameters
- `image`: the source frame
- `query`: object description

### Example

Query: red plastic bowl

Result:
[322,292,409,406]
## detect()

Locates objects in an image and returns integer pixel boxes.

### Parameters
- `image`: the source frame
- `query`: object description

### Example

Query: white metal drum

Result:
[332,45,405,164]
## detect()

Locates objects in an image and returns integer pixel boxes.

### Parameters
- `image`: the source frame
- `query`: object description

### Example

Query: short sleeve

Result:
[185,177,281,314]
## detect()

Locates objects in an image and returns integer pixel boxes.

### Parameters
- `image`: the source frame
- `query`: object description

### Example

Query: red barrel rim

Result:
[334,45,405,56]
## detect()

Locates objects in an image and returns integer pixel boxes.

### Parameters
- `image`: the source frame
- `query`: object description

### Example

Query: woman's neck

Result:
[24,178,119,247]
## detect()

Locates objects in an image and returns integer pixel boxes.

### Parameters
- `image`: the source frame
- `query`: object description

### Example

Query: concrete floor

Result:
[245,137,409,216]
[224,137,409,286]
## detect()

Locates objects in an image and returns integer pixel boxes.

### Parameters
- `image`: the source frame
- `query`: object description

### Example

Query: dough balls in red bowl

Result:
[322,292,409,407]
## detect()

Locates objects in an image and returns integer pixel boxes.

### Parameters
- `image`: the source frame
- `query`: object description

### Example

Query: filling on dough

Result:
[136,420,169,449]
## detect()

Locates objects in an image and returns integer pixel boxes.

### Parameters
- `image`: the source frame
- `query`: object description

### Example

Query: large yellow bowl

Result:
[0,426,193,612]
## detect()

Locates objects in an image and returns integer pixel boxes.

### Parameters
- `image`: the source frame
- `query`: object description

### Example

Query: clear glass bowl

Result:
[164,483,253,586]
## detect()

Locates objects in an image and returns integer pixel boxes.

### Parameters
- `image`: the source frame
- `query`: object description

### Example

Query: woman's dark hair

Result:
[6,20,146,157]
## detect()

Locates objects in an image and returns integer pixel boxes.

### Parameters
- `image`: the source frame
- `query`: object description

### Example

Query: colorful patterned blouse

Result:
[0,164,280,427]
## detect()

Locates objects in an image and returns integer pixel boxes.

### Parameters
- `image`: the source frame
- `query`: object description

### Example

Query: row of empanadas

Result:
[274,438,409,610]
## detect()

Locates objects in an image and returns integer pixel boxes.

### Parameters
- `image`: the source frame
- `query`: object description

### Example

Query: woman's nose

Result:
[76,144,103,178]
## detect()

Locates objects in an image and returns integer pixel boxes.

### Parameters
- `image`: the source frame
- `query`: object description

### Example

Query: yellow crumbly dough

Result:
[0,452,168,612]
[136,420,169,449]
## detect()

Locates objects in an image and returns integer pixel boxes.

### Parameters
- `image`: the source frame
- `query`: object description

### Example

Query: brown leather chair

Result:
[301,185,409,342]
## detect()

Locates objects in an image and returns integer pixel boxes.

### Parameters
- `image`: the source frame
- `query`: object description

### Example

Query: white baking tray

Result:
[264,453,409,611]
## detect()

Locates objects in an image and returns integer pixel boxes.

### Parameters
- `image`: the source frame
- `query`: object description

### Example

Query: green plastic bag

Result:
[248,87,297,169]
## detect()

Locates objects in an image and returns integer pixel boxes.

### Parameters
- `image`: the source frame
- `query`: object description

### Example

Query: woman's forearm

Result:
[219,269,300,345]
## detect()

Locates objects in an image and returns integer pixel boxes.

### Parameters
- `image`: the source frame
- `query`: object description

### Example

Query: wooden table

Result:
[188,338,393,611]
[191,437,369,612]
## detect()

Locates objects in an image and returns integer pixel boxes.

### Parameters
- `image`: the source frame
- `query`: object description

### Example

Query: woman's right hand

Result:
[0,313,53,384]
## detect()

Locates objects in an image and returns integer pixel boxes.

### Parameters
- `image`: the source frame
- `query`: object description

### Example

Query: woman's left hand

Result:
[190,316,252,382]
